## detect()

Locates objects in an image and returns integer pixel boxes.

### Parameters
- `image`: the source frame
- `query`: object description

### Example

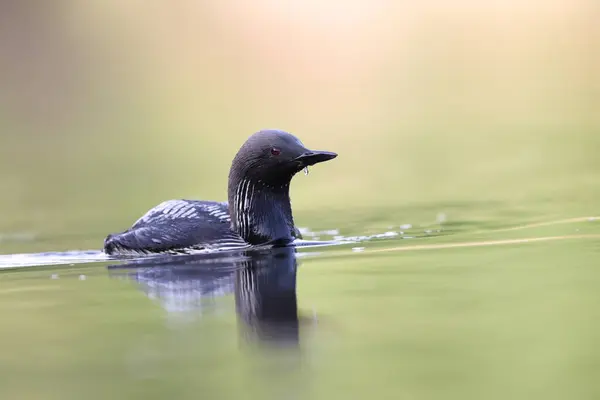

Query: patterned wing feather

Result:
[104,200,247,255]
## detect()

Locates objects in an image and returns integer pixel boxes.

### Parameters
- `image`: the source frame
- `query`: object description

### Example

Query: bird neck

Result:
[227,175,296,245]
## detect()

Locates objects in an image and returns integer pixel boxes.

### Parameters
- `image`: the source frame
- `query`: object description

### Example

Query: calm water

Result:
[1,3,598,398]
[1,217,600,400]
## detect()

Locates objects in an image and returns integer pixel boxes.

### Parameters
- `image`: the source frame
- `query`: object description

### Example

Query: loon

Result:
[103,129,337,256]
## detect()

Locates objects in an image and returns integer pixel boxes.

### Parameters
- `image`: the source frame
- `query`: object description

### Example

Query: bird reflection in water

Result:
[107,246,310,347]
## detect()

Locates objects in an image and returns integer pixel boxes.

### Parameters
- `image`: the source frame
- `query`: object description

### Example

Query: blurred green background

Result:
[1,3,600,400]
[0,1,598,250]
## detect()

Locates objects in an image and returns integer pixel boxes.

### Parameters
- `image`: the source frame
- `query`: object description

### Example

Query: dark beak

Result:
[294,150,338,166]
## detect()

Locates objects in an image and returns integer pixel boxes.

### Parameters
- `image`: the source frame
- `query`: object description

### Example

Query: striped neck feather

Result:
[229,178,295,245]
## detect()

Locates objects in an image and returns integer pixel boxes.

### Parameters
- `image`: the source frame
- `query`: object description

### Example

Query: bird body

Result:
[103,130,337,256]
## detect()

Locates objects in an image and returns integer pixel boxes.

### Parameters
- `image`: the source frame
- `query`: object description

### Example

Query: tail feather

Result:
[103,230,148,255]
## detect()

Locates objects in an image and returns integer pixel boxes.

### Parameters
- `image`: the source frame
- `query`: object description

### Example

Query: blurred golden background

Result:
[0,0,598,251]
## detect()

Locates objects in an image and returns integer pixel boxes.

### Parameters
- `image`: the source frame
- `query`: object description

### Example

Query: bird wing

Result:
[104,200,247,255]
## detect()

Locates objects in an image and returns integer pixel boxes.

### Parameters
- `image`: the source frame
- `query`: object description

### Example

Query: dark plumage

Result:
[103,129,337,256]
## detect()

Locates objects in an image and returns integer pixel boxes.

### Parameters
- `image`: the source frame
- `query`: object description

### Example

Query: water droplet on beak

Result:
[303,166,309,175]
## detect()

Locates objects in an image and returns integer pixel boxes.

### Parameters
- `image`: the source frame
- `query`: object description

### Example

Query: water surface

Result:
[1,216,599,400]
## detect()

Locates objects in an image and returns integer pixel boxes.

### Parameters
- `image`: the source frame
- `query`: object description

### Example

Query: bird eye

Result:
[270,147,281,156]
